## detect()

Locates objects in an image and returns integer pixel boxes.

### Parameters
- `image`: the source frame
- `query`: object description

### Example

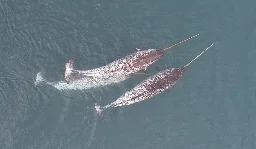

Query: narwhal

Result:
[35,34,199,90]
[64,34,200,84]
[94,43,214,114]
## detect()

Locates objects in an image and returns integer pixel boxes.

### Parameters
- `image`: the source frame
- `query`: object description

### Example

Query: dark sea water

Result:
[1,0,256,149]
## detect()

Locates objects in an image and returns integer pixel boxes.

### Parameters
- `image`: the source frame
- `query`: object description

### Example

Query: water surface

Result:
[0,0,256,149]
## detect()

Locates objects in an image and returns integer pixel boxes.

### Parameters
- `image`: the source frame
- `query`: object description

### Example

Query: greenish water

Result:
[0,0,256,149]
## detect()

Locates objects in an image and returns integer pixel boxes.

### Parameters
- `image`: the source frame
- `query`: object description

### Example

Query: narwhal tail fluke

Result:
[94,102,104,115]
[64,60,74,83]
[34,72,45,86]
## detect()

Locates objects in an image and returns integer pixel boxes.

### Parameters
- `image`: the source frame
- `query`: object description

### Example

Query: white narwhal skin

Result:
[35,71,129,90]
[94,43,214,114]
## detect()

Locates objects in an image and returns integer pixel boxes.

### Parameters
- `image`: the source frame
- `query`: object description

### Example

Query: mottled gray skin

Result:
[66,48,165,83]
[103,67,185,109]
[106,49,165,74]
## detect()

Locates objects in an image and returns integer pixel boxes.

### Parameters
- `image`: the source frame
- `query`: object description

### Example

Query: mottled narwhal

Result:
[35,34,199,90]
[94,43,214,114]
[64,34,200,84]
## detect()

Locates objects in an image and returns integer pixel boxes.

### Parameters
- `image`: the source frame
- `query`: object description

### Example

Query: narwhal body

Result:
[95,43,214,114]
[35,34,199,90]
[64,49,164,83]
[64,34,199,84]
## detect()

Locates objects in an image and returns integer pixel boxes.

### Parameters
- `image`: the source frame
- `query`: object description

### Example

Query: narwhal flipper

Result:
[135,48,141,52]
[137,69,147,74]
[131,67,148,75]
